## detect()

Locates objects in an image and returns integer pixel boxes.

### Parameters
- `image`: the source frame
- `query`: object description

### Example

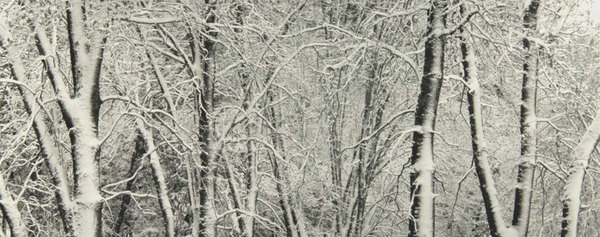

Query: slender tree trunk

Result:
[560,113,600,237]
[244,137,258,237]
[115,133,145,234]
[193,1,218,236]
[459,5,515,236]
[138,125,176,237]
[233,4,258,235]
[137,121,176,237]
[512,1,540,235]
[408,0,447,236]
[0,175,27,237]
[264,93,300,237]
[352,65,377,237]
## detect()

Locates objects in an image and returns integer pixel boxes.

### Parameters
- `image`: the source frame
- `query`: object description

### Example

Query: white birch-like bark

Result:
[560,112,600,237]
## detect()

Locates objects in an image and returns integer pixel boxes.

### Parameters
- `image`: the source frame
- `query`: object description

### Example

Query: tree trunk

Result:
[0,175,27,237]
[193,1,218,236]
[1,23,70,237]
[512,1,540,235]
[2,1,107,234]
[408,0,446,236]
[115,133,145,234]
[560,113,600,237]
[137,121,176,237]
[65,2,105,235]
[459,5,514,236]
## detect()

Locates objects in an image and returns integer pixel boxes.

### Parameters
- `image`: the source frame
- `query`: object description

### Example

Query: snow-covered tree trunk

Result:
[560,113,600,237]
[195,2,218,235]
[512,0,540,235]
[244,138,258,237]
[459,5,514,236]
[0,175,26,237]
[5,1,108,235]
[64,1,106,235]
[408,0,446,236]
[137,121,176,237]
[233,4,257,235]
[114,133,145,234]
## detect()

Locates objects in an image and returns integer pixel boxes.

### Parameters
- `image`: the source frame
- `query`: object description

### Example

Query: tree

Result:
[0,0,599,236]
[561,112,600,236]
[0,0,107,235]
[408,0,447,235]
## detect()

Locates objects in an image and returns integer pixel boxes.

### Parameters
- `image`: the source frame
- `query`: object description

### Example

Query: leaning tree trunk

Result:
[561,113,600,237]
[459,4,515,236]
[512,0,540,235]
[0,16,61,237]
[408,0,447,236]
[137,121,176,237]
[115,133,145,234]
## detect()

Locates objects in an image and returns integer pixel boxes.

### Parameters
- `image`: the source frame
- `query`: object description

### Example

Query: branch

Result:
[439,11,479,37]
[125,16,180,24]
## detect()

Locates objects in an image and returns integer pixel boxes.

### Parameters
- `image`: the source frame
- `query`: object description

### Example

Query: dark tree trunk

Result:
[512,1,540,235]
[408,0,447,236]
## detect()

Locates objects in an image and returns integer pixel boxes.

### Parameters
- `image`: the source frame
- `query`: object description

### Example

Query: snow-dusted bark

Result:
[560,113,600,237]
[459,7,514,236]
[115,133,145,234]
[139,27,177,114]
[194,2,218,235]
[244,139,258,237]
[64,1,105,235]
[3,1,107,236]
[0,175,26,237]
[232,5,259,236]
[0,16,73,235]
[137,121,176,237]
[352,77,375,237]
[408,0,446,236]
[512,0,540,235]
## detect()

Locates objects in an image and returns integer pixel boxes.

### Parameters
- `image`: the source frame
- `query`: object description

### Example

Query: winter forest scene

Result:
[2,0,600,236]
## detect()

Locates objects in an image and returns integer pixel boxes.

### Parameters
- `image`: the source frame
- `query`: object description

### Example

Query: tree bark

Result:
[195,1,218,235]
[459,5,514,236]
[137,121,176,237]
[115,133,145,234]
[234,4,258,236]
[408,0,446,236]
[0,175,27,237]
[0,15,74,237]
[512,1,540,235]
[65,2,105,235]
[560,113,600,237]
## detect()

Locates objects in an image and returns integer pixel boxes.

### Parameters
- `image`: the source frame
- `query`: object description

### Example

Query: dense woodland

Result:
[0,0,600,236]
